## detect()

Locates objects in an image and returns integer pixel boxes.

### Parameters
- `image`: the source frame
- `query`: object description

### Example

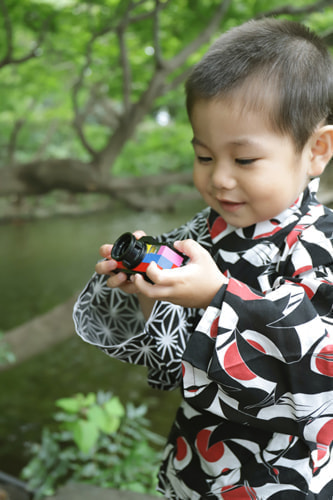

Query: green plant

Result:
[21,391,165,499]
[0,331,16,367]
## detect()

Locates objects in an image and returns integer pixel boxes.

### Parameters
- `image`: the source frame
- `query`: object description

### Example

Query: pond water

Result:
[0,199,205,476]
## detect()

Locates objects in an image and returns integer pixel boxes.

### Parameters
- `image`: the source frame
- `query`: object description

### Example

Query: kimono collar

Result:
[207,178,320,243]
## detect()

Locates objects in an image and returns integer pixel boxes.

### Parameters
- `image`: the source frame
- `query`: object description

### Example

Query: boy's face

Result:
[191,98,313,228]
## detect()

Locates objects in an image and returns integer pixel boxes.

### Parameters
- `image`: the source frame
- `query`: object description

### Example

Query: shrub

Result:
[21,391,165,499]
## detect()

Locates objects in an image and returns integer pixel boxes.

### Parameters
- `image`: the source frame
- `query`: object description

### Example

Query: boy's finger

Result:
[99,244,113,258]
[174,239,202,259]
[95,258,117,274]
[132,273,157,295]
[106,271,128,288]
[142,262,181,289]
[133,230,147,240]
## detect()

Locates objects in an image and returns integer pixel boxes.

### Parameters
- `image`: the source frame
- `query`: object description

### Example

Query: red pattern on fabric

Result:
[254,226,282,239]
[209,217,228,239]
[196,429,225,462]
[292,265,312,277]
[210,316,219,338]
[227,279,263,301]
[286,224,307,248]
[221,485,257,499]
[176,436,187,461]
[224,341,257,381]
[297,282,315,299]
[315,345,333,377]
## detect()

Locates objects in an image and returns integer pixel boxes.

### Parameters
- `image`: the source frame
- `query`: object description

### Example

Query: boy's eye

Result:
[197,156,212,163]
[235,158,256,165]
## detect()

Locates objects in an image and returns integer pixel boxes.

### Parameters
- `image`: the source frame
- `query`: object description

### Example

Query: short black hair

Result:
[186,18,333,151]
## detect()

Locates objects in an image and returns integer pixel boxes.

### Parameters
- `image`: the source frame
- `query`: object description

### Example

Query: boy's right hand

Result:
[95,231,156,320]
[95,230,147,295]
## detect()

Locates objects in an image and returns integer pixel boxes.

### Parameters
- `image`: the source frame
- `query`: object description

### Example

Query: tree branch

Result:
[0,0,49,69]
[117,25,132,112]
[167,0,232,70]
[71,32,101,160]
[127,0,162,24]
[0,0,13,66]
[256,0,332,18]
[0,158,194,201]
[6,119,25,166]
[152,0,172,69]
[115,0,172,111]
[164,66,193,93]
[71,1,154,158]
[5,99,37,166]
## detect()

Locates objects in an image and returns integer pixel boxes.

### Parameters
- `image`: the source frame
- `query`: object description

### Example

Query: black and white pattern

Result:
[73,179,333,499]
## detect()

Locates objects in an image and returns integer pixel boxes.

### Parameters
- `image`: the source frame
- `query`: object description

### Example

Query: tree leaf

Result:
[56,393,96,414]
[72,419,99,453]
[56,396,81,413]
[87,405,110,432]
[104,397,125,419]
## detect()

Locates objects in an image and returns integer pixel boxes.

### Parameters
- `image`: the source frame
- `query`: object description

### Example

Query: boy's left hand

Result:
[130,239,227,309]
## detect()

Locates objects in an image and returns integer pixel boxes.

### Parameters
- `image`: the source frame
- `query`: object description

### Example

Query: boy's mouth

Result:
[218,199,245,212]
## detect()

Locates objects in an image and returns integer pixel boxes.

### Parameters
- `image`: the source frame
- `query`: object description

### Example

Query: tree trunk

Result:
[0,158,196,211]
[1,295,78,372]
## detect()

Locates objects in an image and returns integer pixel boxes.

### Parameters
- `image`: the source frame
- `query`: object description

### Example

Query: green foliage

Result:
[113,119,193,177]
[21,391,165,499]
[1,0,332,178]
[0,331,16,366]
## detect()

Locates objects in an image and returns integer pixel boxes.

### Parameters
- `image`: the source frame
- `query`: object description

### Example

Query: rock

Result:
[0,472,32,500]
[0,484,31,500]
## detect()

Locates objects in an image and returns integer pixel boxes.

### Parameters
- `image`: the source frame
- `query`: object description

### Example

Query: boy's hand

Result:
[95,231,155,319]
[95,230,147,294]
[131,239,227,309]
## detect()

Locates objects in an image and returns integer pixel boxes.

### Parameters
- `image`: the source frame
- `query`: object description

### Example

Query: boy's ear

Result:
[308,125,333,177]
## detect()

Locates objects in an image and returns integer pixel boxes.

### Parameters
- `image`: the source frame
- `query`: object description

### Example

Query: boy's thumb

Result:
[174,239,202,259]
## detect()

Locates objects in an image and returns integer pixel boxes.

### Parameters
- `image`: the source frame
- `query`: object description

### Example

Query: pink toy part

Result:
[158,245,184,267]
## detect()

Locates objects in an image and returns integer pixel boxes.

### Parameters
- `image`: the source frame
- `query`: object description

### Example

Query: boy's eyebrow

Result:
[191,136,263,148]
[230,139,263,147]
[191,137,206,147]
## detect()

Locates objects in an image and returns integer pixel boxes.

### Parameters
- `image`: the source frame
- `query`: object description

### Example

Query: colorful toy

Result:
[111,232,186,282]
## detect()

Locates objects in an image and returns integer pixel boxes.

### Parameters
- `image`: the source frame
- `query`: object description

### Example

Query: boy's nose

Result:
[211,164,237,191]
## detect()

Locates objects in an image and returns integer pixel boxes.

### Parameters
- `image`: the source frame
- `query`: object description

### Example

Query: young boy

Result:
[73,18,333,499]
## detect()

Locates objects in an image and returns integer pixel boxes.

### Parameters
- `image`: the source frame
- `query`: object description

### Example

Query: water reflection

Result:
[0,201,204,331]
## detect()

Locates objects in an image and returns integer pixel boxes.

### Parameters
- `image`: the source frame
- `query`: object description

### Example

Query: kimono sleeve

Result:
[73,208,211,390]
[182,264,333,474]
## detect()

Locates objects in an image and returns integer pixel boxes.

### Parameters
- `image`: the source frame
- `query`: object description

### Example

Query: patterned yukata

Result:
[73,178,333,499]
